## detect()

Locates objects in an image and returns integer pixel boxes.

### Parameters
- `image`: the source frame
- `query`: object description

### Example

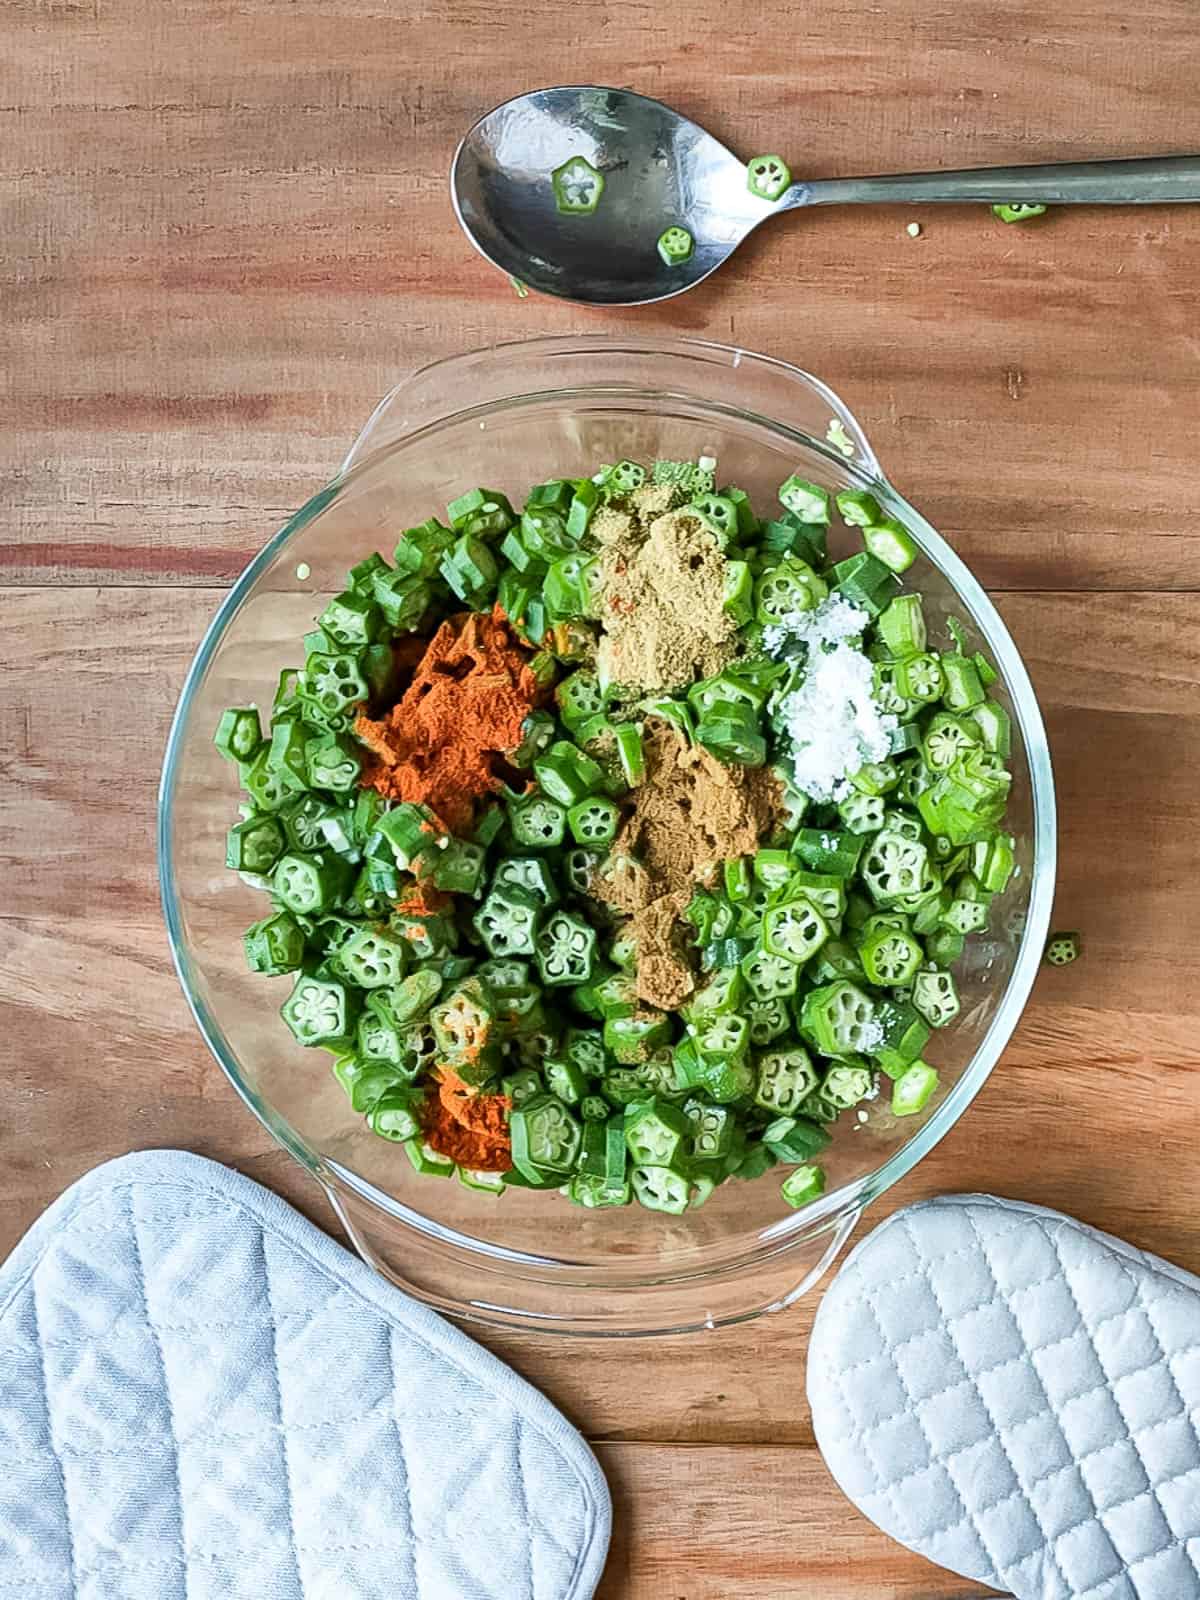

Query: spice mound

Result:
[599,720,782,1009]
[423,1068,511,1172]
[594,495,736,695]
[763,594,897,802]
[355,608,538,834]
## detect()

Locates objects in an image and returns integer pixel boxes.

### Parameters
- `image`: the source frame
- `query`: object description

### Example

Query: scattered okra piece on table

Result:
[992,202,1048,223]
[1044,931,1081,967]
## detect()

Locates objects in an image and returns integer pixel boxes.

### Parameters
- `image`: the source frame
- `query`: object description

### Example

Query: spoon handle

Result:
[795,153,1200,208]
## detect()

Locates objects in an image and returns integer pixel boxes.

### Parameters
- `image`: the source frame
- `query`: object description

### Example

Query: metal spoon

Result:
[451,85,1200,306]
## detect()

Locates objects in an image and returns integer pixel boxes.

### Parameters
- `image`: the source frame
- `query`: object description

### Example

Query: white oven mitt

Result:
[0,1150,610,1600]
[808,1195,1200,1600]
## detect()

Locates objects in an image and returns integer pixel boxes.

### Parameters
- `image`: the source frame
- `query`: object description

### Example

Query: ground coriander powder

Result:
[594,504,736,695]
[599,720,782,1009]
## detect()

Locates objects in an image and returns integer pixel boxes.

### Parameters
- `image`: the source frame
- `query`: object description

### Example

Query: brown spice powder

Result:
[599,721,782,1009]
[595,507,736,695]
[627,890,694,1013]
[589,505,636,547]
[629,483,678,520]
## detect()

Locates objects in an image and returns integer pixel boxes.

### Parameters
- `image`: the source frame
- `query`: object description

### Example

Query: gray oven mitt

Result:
[808,1195,1200,1600]
[0,1150,610,1600]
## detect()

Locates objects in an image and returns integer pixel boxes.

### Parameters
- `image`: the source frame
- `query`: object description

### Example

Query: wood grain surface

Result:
[3,0,1199,1594]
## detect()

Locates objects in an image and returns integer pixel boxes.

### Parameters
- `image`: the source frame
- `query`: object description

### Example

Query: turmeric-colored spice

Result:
[422,1067,511,1172]
[355,607,540,834]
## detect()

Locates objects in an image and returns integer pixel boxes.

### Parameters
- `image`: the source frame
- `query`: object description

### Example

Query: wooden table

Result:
[4,2,1199,1593]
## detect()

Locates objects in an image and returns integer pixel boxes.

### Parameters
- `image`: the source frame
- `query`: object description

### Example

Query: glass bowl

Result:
[159,335,1056,1336]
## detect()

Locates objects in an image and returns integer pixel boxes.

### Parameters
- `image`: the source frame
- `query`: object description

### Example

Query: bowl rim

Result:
[158,333,1056,1286]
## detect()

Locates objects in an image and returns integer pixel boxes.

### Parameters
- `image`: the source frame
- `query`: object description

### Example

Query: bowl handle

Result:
[340,342,600,471]
[320,1173,867,1331]
[340,364,458,472]
[341,337,883,480]
[768,1203,864,1314]
[757,365,882,480]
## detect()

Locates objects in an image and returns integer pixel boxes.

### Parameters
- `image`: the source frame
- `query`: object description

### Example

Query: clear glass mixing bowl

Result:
[159,335,1056,1336]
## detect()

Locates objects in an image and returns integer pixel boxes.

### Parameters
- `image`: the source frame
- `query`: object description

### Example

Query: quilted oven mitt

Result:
[808,1195,1200,1600]
[0,1150,611,1600]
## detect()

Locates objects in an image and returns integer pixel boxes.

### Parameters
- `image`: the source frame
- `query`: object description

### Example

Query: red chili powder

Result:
[423,1068,512,1172]
[355,607,539,835]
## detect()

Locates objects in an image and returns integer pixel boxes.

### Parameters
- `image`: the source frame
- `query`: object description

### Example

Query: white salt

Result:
[765,594,897,801]
[859,1020,884,1053]
[762,593,870,655]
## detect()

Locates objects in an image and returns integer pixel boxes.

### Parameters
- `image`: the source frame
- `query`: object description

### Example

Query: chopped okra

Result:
[217,448,1019,1215]
[657,225,694,266]
[552,156,606,215]
[746,154,792,202]
[892,1059,939,1116]
[992,202,1047,223]
[1044,931,1081,967]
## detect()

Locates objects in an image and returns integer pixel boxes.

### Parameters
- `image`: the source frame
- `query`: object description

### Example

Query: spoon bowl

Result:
[451,86,774,304]
[451,86,1200,305]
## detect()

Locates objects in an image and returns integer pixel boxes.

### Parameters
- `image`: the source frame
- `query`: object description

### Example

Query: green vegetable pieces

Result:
[217,448,1018,1220]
